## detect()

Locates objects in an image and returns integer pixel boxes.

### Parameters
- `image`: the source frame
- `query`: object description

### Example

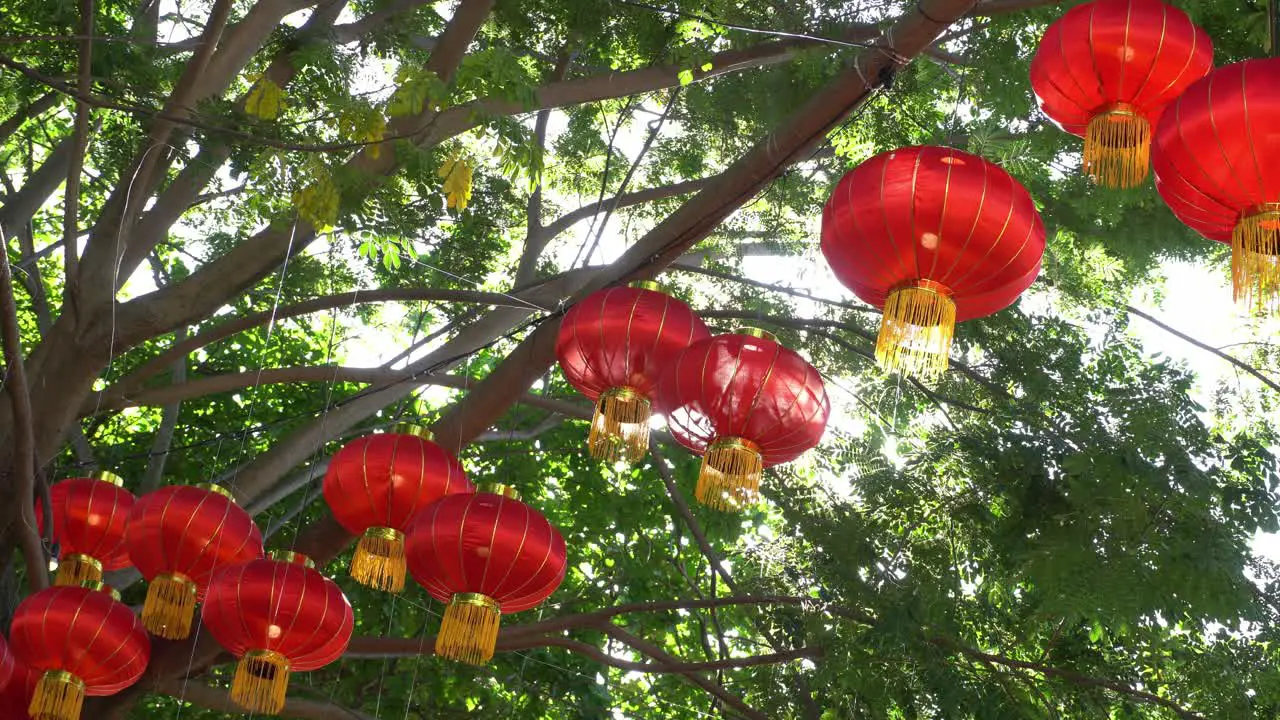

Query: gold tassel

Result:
[695,437,764,512]
[1083,105,1151,189]
[351,526,406,593]
[53,553,103,587]
[29,671,84,720]
[232,650,291,715]
[142,572,198,640]
[875,282,956,381]
[1232,205,1280,315]
[588,387,652,464]
[436,593,502,666]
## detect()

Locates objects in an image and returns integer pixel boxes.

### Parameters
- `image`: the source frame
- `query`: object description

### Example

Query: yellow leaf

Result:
[245,77,284,120]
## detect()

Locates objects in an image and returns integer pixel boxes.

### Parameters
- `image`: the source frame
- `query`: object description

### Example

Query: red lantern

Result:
[35,472,135,587]
[820,145,1046,380]
[8,584,149,720]
[201,550,354,715]
[1029,0,1213,188]
[126,483,264,639]
[405,486,567,665]
[322,423,473,592]
[1151,58,1280,313]
[556,281,711,462]
[0,664,38,720]
[657,330,829,511]
[0,630,15,700]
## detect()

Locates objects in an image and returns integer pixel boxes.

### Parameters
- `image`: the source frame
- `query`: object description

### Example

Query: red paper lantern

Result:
[0,630,15,699]
[126,483,264,639]
[201,550,354,715]
[1151,58,1280,313]
[1029,0,1213,188]
[35,472,135,587]
[322,423,472,592]
[9,584,149,720]
[556,281,711,462]
[657,329,829,511]
[405,486,567,665]
[820,145,1046,380]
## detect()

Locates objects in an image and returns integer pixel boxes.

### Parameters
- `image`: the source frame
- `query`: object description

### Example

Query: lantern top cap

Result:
[77,579,121,601]
[477,482,520,501]
[628,280,666,293]
[196,482,235,500]
[94,470,125,487]
[269,549,316,569]
[390,423,434,440]
[733,327,778,343]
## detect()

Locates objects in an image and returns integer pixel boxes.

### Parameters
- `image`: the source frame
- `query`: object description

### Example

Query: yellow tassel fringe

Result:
[588,387,652,464]
[1232,206,1280,315]
[232,650,291,715]
[1084,107,1150,189]
[351,526,407,593]
[54,553,103,587]
[142,572,198,640]
[876,283,956,382]
[695,437,764,512]
[436,594,502,666]
[30,671,85,720]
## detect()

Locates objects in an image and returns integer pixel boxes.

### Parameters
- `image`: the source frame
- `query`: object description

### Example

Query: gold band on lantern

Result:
[1232,203,1280,315]
[390,423,434,440]
[54,552,104,587]
[695,436,765,512]
[232,649,292,715]
[477,483,521,501]
[30,669,86,720]
[269,549,316,569]
[1084,102,1151,189]
[589,386,653,464]
[876,279,956,381]
[93,470,125,487]
[197,482,234,500]
[628,280,665,292]
[734,327,778,343]
[76,578,121,601]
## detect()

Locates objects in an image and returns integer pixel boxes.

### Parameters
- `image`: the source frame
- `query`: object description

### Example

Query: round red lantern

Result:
[323,424,472,592]
[1151,58,1280,313]
[820,145,1046,380]
[0,663,38,720]
[35,471,135,587]
[657,329,829,511]
[405,486,567,665]
[1029,0,1213,188]
[556,281,711,463]
[126,483,264,639]
[8,583,149,720]
[201,550,353,715]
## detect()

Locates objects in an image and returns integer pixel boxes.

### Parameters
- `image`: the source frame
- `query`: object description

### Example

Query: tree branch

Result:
[1125,304,1280,395]
[0,227,46,592]
[155,679,378,720]
[61,0,94,294]
[0,92,58,147]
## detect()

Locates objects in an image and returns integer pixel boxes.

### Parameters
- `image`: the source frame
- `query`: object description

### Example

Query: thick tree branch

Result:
[0,92,58,147]
[155,679,377,720]
[0,228,46,592]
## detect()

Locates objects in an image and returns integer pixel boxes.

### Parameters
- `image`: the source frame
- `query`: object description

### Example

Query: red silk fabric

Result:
[202,555,354,671]
[405,491,567,614]
[556,285,710,400]
[657,332,829,467]
[35,477,135,570]
[323,432,472,535]
[1151,59,1280,242]
[126,485,264,597]
[0,664,37,718]
[1029,0,1212,136]
[9,587,149,696]
[820,146,1045,321]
